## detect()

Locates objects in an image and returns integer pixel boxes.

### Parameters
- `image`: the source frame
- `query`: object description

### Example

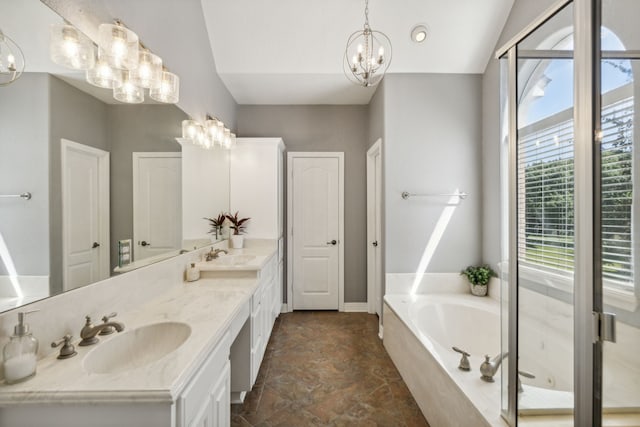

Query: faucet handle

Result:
[518,370,535,379]
[51,334,77,359]
[452,347,471,371]
[99,312,118,336]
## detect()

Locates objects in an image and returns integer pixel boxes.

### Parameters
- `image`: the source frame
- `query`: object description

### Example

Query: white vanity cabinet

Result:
[176,331,231,427]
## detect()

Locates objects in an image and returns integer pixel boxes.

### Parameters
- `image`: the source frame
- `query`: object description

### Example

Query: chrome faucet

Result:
[480,352,508,382]
[79,315,125,346]
[205,248,228,261]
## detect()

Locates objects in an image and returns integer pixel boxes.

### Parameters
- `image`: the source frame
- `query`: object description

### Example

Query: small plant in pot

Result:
[203,213,226,241]
[226,211,250,249]
[460,265,497,297]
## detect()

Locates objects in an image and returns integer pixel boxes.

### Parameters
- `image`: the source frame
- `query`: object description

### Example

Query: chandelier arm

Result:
[0,32,25,87]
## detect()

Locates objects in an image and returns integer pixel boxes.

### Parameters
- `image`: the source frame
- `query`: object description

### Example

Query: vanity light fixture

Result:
[343,0,392,87]
[113,71,144,103]
[0,28,25,86]
[50,24,95,70]
[98,22,139,70]
[149,70,179,103]
[180,117,234,150]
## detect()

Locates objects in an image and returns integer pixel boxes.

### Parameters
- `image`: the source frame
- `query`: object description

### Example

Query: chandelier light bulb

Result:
[0,29,24,86]
[132,50,162,89]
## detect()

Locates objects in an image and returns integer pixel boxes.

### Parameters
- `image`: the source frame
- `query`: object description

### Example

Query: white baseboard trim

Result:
[378,324,384,340]
[230,391,246,405]
[343,302,368,312]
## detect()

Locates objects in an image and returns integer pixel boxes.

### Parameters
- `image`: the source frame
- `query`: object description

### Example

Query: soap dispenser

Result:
[3,310,39,384]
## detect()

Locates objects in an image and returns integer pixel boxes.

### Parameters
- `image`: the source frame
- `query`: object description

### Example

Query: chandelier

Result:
[343,0,392,87]
[0,28,25,87]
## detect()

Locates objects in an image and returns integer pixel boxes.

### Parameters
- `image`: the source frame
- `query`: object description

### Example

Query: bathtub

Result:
[384,293,508,427]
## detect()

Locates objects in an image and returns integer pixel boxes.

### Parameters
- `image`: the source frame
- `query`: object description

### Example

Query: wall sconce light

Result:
[86,58,124,89]
[98,22,139,70]
[149,70,179,104]
[131,50,162,88]
[113,71,144,103]
[0,28,25,86]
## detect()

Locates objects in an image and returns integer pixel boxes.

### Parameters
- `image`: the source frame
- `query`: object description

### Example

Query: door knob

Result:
[327,240,337,245]
[140,241,150,247]
[92,242,100,249]
[372,241,378,247]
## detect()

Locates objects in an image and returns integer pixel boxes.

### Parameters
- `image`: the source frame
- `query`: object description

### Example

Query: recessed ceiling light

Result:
[411,25,428,43]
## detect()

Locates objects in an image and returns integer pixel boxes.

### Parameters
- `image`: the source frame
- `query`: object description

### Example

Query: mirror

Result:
[0,0,230,312]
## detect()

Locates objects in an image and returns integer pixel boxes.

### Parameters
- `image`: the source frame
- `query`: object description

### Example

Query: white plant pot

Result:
[230,235,244,249]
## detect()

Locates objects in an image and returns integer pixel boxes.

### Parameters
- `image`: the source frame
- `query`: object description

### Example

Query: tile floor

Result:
[231,311,430,427]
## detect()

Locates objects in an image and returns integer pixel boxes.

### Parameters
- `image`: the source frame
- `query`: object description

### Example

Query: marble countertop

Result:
[196,242,278,272]
[0,241,278,406]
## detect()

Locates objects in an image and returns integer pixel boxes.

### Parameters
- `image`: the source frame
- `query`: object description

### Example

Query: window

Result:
[518,29,634,292]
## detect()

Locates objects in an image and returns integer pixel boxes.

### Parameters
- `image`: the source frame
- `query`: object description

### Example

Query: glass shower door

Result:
[600,1,640,423]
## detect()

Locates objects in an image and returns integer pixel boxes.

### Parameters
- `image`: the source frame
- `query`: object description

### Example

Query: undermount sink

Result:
[211,254,256,266]
[83,322,191,374]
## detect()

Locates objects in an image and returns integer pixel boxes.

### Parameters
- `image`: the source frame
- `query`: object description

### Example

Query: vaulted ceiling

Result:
[202,0,515,104]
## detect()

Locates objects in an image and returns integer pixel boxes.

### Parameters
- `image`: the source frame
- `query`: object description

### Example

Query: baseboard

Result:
[378,324,384,340]
[230,391,246,404]
[343,302,368,312]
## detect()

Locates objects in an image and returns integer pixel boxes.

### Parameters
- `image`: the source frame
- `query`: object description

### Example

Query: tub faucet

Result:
[79,315,125,346]
[480,352,508,382]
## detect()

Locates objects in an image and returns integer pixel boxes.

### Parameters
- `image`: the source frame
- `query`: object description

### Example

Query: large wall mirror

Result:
[0,0,230,312]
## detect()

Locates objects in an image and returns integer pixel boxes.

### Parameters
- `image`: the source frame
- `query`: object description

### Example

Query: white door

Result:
[288,153,344,310]
[133,153,182,261]
[367,139,383,316]
[61,139,110,291]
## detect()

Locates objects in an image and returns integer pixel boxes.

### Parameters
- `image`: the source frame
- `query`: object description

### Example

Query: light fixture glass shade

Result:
[229,133,237,149]
[50,24,95,70]
[216,121,225,146]
[149,70,179,103]
[86,58,124,89]
[98,23,139,70]
[222,128,232,149]
[131,50,162,88]
[205,119,220,146]
[113,72,143,103]
[0,29,25,86]
[182,120,203,141]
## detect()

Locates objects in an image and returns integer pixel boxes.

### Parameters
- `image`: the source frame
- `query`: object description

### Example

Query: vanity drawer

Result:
[177,330,230,427]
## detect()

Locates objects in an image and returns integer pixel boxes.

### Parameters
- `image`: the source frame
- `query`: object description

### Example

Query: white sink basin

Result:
[211,255,256,266]
[83,322,191,374]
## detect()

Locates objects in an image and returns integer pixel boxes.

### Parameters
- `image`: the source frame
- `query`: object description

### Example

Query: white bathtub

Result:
[384,293,508,427]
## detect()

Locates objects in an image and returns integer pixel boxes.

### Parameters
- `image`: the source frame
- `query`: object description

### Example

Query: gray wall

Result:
[0,74,50,277]
[49,75,110,294]
[384,73,483,273]
[481,0,558,267]
[237,105,369,303]
[108,105,186,271]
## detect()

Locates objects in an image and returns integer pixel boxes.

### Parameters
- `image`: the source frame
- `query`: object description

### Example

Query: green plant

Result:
[460,265,497,287]
[203,213,227,236]
[226,211,250,235]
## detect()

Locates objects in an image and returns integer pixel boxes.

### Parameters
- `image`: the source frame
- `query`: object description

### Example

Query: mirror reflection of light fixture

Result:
[343,0,392,87]
[149,70,179,103]
[86,58,124,89]
[98,22,139,70]
[50,24,95,70]
[180,117,233,150]
[0,28,25,87]
[113,72,144,103]
[131,50,162,88]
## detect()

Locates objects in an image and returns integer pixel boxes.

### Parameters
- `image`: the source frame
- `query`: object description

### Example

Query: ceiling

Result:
[201,0,515,105]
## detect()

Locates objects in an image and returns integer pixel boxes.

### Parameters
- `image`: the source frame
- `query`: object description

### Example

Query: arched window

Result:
[517,28,634,289]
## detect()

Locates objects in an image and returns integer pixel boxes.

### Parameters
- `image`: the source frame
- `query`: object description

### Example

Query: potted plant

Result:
[460,265,497,297]
[226,211,250,249]
[203,213,226,241]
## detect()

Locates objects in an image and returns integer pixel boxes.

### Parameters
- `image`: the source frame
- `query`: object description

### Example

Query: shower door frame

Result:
[497,0,601,425]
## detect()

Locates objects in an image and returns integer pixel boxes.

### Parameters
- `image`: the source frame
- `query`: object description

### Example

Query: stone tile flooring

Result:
[231,311,430,427]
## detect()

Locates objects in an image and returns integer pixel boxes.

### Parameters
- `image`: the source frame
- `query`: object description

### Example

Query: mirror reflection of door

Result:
[61,139,110,291]
[132,152,182,261]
